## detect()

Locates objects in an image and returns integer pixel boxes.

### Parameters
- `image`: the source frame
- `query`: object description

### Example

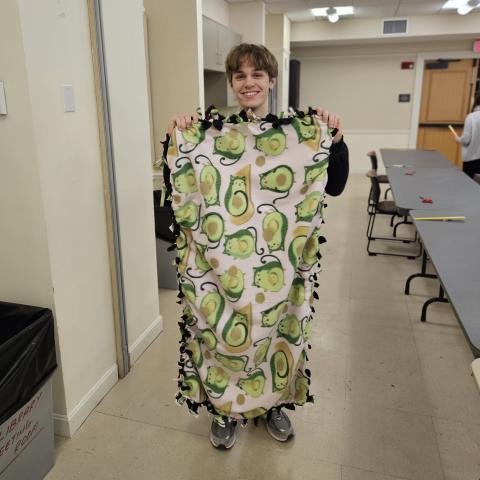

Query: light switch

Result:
[62,84,75,112]
[0,81,7,115]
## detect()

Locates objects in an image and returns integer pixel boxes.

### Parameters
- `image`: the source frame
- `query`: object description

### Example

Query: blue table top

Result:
[412,211,480,356]
[380,148,454,169]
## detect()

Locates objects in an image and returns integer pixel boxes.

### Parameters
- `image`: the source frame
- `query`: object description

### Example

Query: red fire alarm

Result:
[401,61,415,69]
[474,40,480,53]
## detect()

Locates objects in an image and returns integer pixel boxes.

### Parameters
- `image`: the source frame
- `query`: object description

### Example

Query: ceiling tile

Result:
[396,3,443,15]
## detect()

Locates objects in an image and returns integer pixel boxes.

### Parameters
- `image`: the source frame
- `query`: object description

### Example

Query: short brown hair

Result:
[225,43,278,83]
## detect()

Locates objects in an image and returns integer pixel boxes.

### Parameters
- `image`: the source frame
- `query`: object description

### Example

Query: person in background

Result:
[454,92,480,178]
[166,43,349,449]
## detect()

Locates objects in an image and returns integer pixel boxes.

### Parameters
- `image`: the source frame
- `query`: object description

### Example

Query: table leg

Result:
[404,249,437,295]
[421,285,449,322]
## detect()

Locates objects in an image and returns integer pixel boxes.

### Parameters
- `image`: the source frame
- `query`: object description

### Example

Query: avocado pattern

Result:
[165,113,331,420]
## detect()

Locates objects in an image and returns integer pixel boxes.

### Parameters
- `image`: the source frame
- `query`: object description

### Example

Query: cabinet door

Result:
[216,23,230,72]
[203,16,219,71]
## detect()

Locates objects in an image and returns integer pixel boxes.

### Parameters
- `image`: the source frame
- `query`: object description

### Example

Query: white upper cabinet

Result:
[203,16,241,72]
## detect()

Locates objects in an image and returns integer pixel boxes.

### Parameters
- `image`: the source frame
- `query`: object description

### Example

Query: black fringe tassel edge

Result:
[161,109,328,426]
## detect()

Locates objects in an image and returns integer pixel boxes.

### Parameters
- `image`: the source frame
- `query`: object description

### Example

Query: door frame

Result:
[87,0,130,378]
[409,50,480,148]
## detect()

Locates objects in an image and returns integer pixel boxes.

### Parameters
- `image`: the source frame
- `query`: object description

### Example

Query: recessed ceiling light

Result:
[311,6,354,17]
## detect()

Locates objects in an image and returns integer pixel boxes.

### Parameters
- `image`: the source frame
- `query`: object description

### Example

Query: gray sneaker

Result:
[266,409,294,442]
[209,417,236,449]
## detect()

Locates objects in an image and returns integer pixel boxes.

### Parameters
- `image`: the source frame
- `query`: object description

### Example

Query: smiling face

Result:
[230,61,276,118]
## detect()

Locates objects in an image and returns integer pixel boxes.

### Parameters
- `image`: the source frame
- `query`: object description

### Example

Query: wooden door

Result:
[417,59,478,167]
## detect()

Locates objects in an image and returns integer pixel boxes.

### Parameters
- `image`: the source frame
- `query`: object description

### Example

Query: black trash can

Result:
[153,191,178,289]
[0,302,57,480]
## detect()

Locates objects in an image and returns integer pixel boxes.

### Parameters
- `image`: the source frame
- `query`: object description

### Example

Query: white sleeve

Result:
[458,114,472,147]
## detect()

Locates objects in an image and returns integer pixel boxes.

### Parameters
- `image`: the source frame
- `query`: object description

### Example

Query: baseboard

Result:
[472,359,480,391]
[128,314,164,365]
[53,364,118,438]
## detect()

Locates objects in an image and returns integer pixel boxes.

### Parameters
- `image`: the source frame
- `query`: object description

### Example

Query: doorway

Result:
[417,58,479,167]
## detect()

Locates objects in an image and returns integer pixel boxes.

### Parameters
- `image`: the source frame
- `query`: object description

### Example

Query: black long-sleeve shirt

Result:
[326,137,349,196]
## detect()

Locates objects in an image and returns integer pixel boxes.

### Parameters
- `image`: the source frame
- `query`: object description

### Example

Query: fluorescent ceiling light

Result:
[311,6,354,17]
[327,7,340,23]
[442,0,468,8]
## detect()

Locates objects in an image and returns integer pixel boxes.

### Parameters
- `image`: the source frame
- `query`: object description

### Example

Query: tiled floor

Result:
[46,174,480,480]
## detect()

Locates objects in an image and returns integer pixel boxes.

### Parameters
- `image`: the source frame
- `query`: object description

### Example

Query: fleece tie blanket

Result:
[164,111,332,421]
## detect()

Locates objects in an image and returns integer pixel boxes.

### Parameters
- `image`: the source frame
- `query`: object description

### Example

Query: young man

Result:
[166,44,349,449]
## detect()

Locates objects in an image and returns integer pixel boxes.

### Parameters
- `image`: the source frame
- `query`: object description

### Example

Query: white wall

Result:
[291,13,480,46]
[0,1,54,310]
[12,0,118,435]
[145,0,203,164]
[292,40,473,173]
[230,1,265,44]
[266,14,291,113]
[101,0,162,364]
[202,0,229,26]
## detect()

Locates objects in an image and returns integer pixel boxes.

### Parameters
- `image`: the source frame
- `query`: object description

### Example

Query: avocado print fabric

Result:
[164,111,331,421]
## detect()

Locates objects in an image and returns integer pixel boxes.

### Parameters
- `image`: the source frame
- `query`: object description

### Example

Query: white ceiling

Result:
[225,0,478,22]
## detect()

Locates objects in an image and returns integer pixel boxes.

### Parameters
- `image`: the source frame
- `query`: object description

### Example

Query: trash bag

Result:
[0,302,57,425]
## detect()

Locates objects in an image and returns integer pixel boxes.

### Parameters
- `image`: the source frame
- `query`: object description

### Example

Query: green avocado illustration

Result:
[303,319,312,342]
[200,292,224,329]
[220,265,245,299]
[237,370,266,398]
[292,116,317,142]
[205,366,230,395]
[195,244,211,272]
[201,213,224,242]
[254,337,271,367]
[214,352,247,372]
[302,229,320,266]
[186,338,203,368]
[199,164,221,207]
[222,304,252,353]
[288,278,305,307]
[259,165,294,193]
[172,162,197,194]
[253,261,285,293]
[271,342,293,392]
[214,129,246,159]
[241,407,267,419]
[201,328,218,350]
[294,376,309,404]
[225,165,254,225]
[288,226,309,268]
[304,159,329,184]
[180,282,196,304]
[224,229,255,259]
[225,176,248,217]
[295,191,323,222]
[175,200,199,228]
[261,300,288,327]
[182,124,205,145]
[181,374,201,398]
[254,127,286,156]
[262,211,288,252]
[277,314,302,344]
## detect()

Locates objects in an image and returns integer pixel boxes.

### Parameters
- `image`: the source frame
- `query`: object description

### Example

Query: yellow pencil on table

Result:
[414,216,465,222]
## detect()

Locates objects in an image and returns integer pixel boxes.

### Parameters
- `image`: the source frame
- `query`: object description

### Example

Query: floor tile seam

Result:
[431,412,480,428]
[430,416,458,480]
[95,410,210,440]
[343,398,436,421]
[340,464,412,480]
